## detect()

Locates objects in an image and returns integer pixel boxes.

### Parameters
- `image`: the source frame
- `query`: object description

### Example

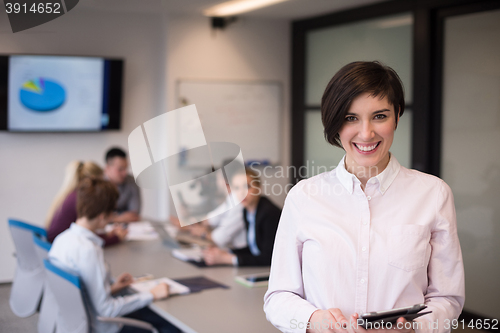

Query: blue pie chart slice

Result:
[20,78,66,112]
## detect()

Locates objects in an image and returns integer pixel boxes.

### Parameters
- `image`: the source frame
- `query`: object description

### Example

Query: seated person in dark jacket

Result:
[203,167,281,266]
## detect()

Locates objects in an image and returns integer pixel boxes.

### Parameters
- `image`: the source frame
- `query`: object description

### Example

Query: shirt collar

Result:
[335,153,401,195]
[335,156,358,195]
[69,223,105,247]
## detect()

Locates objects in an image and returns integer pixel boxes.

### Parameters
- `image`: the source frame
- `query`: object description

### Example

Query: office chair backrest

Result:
[33,234,57,333]
[43,259,90,333]
[9,219,47,270]
[8,219,47,317]
[33,233,51,260]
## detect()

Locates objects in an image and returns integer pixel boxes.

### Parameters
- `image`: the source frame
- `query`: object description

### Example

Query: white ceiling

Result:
[79,0,387,20]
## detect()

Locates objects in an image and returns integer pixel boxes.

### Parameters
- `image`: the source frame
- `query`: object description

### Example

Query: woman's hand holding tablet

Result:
[359,303,431,328]
[306,305,430,333]
[306,308,355,333]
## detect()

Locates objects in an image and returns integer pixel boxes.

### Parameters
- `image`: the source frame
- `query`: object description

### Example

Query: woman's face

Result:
[231,174,260,209]
[339,92,398,173]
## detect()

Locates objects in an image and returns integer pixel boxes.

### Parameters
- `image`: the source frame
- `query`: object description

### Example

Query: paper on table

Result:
[171,247,204,262]
[131,277,190,295]
[164,224,179,238]
[126,221,159,241]
[105,221,159,241]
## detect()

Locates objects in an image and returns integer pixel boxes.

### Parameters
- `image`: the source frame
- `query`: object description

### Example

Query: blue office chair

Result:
[33,234,57,333]
[43,259,159,333]
[8,219,47,317]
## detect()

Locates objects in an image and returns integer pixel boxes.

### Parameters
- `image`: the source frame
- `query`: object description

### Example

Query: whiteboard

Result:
[177,80,282,166]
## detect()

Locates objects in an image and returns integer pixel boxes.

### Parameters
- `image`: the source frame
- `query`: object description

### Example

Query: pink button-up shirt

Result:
[264,154,465,333]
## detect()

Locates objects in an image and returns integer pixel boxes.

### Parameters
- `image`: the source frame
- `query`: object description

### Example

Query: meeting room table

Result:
[104,234,279,333]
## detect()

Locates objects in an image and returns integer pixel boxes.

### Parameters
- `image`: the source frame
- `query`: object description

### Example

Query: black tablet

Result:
[359,304,432,328]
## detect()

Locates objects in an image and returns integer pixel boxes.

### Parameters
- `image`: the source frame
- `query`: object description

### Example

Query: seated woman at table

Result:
[203,167,281,266]
[49,178,180,333]
[46,160,126,245]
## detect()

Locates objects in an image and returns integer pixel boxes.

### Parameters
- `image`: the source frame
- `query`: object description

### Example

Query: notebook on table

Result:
[130,277,190,295]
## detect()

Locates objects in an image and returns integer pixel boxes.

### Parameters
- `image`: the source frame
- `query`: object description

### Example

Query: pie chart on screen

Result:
[20,78,66,112]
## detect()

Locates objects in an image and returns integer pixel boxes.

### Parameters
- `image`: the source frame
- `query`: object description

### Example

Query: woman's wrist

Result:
[306,310,324,333]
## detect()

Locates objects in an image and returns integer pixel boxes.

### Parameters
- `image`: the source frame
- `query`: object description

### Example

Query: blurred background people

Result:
[45,160,126,245]
[104,147,141,223]
[184,182,247,250]
[203,168,281,266]
[49,178,179,333]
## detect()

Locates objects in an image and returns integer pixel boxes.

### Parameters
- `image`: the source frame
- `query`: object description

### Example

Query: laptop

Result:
[149,221,182,249]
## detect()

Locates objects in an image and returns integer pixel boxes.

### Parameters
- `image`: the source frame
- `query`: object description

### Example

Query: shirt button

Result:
[363,221,368,225]
[362,247,367,251]
[360,279,365,284]
[367,196,371,200]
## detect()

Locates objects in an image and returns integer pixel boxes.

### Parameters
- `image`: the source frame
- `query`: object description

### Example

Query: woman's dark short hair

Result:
[77,178,119,220]
[321,61,405,148]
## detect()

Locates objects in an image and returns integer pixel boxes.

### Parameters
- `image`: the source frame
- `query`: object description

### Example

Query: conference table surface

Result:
[104,238,280,333]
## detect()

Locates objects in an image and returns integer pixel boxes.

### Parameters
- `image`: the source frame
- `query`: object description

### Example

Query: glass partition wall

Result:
[303,13,413,177]
[440,8,500,319]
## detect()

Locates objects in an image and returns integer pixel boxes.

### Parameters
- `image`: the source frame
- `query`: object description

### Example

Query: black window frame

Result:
[291,0,500,183]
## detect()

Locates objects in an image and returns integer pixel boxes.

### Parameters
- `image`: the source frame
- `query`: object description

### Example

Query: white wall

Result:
[165,15,291,210]
[0,9,168,282]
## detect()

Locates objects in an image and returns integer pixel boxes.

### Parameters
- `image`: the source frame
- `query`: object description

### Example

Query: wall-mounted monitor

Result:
[0,54,123,132]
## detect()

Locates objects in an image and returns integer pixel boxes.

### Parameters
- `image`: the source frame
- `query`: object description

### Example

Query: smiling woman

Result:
[339,92,398,187]
[264,61,465,333]
[321,61,404,187]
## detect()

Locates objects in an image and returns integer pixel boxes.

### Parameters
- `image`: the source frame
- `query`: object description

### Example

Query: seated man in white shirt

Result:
[206,193,247,250]
[182,180,247,250]
[49,178,180,333]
